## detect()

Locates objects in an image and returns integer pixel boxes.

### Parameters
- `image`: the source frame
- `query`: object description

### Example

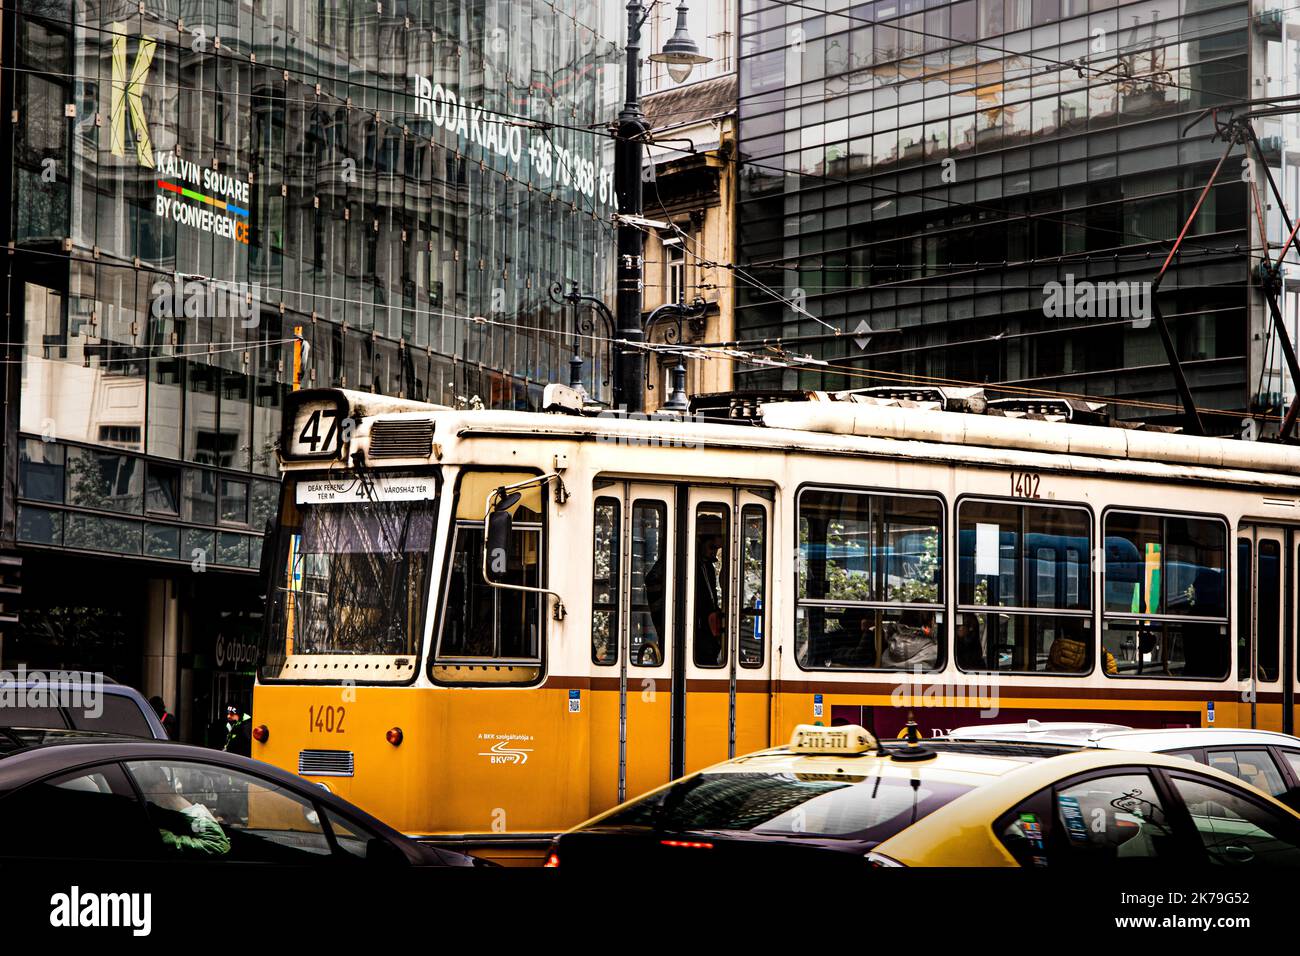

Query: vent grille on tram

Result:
[298,749,355,777]
[369,419,434,458]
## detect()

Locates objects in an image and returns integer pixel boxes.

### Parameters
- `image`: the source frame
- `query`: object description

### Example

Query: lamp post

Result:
[613,0,710,413]
[552,281,706,411]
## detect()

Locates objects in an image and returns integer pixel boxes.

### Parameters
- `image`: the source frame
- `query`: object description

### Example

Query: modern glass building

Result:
[0,0,621,738]
[736,0,1286,433]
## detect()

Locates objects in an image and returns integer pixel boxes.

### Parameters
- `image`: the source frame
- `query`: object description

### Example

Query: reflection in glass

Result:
[591,497,620,666]
[630,501,668,667]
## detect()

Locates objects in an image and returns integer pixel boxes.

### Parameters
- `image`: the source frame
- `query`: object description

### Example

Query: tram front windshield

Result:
[261,481,436,676]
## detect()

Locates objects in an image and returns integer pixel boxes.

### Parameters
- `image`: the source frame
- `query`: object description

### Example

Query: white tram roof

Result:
[285,387,1300,492]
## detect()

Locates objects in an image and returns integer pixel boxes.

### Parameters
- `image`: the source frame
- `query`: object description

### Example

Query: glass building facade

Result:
[736,0,1264,430]
[0,0,622,735]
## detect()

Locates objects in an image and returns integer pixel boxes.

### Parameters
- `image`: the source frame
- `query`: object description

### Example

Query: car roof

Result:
[873,747,1300,865]
[1,686,144,697]
[0,681,168,739]
[718,744,1042,789]
[0,727,139,747]
[943,721,1300,752]
[1089,727,1300,752]
[0,672,120,685]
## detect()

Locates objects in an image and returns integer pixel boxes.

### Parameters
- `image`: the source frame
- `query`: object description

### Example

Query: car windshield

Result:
[598,771,974,843]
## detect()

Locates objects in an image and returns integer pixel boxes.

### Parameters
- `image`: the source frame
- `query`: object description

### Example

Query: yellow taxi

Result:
[544,724,1300,870]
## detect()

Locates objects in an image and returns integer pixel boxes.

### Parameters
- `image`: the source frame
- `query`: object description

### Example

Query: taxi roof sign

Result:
[788,724,878,755]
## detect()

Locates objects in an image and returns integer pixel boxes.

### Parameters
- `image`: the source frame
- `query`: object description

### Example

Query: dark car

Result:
[0,674,168,739]
[0,733,479,866]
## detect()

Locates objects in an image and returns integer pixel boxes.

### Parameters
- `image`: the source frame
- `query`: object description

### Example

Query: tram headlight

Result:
[386,726,404,746]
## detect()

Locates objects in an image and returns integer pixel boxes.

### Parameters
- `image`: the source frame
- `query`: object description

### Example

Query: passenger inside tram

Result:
[955,616,986,670]
[694,524,726,667]
[637,534,667,666]
[880,607,939,669]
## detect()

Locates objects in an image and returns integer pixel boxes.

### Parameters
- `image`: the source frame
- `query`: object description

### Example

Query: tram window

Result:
[1237,539,1252,681]
[268,496,435,665]
[955,500,1091,674]
[1104,513,1226,618]
[738,505,767,668]
[439,525,540,660]
[591,498,620,667]
[435,473,543,668]
[1101,620,1228,679]
[958,613,1091,673]
[630,501,668,667]
[795,488,943,672]
[798,606,939,669]
[693,505,730,669]
[799,490,872,602]
[957,501,1090,611]
[798,490,942,605]
[958,500,1020,607]
[1102,512,1228,680]
[1257,541,1281,683]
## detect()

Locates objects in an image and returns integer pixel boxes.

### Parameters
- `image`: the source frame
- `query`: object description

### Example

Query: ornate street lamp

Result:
[649,2,712,84]
[611,0,711,412]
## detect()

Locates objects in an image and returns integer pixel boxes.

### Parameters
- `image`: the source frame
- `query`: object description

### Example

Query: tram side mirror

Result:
[484,490,521,584]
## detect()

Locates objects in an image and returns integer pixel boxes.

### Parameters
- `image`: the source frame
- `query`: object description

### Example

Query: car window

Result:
[69,696,154,737]
[324,808,380,860]
[600,771,974,843]
[1052,773,1177,863]
[125,760,333,863]
[1203,750,1287,798]
[0,766,154,860]
[998,790,1052,867]
[1170,775,1300,866]
[0,704,67,729]
[1278,750,1300,782]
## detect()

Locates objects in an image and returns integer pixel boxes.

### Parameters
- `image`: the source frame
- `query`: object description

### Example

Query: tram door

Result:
[590,483,676,807]
[678,487,773,777]
[1237,526,1292,730]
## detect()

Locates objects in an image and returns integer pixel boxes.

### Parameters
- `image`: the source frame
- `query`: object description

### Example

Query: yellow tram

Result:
[253,385,1300,863]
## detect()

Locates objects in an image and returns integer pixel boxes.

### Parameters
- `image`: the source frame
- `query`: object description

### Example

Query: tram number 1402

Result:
[308,705,346,734]
[1009,471,1042,499]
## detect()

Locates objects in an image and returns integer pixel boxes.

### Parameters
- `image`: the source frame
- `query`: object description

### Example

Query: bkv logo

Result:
[477,736,533,765]
[109,22,156,168]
